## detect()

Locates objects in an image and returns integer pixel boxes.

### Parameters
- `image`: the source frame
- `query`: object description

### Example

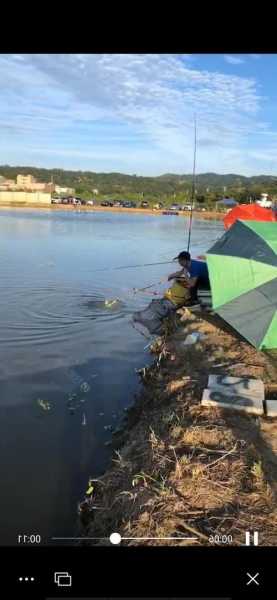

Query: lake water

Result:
[0,208,223,545]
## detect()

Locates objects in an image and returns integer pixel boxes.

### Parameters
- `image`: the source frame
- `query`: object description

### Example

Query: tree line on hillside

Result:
[1,165,277,206]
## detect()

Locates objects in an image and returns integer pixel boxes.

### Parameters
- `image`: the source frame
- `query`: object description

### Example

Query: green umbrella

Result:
[206,220,277,350]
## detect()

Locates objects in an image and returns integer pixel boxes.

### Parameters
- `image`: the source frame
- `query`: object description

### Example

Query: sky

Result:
[1,53,277,176]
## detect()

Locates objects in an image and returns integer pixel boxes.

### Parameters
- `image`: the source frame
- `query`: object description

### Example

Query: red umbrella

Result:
[224,203,276,230]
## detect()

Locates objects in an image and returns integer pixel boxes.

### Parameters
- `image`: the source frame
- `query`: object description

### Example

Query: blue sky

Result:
[1,53,277,176]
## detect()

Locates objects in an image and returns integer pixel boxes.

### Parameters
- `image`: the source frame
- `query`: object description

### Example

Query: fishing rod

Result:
[92,243,209,275]
[92,247,210,275]
[91,260,173,274]
[133,276,169,294]
[187,115,197,252]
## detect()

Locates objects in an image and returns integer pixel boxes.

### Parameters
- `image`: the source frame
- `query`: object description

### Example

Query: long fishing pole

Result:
[133,276,169,294]
[91,260,173,273]
[187,115,197,252]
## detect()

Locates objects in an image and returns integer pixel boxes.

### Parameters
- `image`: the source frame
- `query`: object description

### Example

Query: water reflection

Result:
[0,209,224,544]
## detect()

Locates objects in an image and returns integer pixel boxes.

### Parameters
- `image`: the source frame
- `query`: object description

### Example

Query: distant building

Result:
[256,193,272,208]
[17,174,36,188]
[216,197,238,209]
[0,191,51,205]
[92,188,99,195]
[55,185,75,195]
[0,178,16,190]
[15,174,55,193]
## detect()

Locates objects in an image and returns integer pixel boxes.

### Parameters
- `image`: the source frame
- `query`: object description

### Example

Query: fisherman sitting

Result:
[173,250,210,305]
[169,251,200,306]
[132,254,191,335]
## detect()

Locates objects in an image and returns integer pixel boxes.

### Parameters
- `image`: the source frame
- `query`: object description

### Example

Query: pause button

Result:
[245,531,259,545]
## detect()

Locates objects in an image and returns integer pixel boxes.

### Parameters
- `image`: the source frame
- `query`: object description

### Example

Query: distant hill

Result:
[0,165,276,197]
[158,172,277,187]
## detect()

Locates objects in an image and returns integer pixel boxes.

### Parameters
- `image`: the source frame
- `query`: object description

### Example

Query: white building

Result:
[55,185,75,195]
[92,188,99,195]
[256,193,272,208]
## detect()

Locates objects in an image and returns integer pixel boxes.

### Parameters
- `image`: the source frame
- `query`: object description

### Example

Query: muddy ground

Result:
[80,307,277,546]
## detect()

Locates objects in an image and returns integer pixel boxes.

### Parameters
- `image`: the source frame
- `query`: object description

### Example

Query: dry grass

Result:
[82,308,277,546]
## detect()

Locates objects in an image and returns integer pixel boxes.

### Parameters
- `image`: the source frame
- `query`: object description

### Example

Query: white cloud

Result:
[224,55,245,65]
[0,53,272,174]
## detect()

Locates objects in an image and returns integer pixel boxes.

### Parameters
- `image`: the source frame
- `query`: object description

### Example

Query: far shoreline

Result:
[0,203,224,221]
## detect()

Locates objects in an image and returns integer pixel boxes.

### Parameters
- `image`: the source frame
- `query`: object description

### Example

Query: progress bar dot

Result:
[110,532,122,545]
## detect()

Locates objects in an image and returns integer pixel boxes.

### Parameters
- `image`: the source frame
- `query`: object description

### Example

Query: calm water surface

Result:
[0,209,223,544]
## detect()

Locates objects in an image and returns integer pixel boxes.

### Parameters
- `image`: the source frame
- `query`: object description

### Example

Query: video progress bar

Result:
[51,534,198,544]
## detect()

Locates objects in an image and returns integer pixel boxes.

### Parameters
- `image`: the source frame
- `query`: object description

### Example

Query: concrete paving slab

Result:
[265,399,277,418]
[201,388,264,415]
[208,374,264,400]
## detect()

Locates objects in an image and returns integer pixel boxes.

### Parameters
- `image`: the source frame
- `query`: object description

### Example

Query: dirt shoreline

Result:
[80,307,277,546]
[0,203,224,221]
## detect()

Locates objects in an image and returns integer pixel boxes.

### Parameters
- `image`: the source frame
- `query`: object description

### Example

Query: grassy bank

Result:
[81,307,277,546]
[0,202,224,221]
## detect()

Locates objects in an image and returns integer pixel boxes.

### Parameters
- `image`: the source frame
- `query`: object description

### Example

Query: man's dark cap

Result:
[174,251,191,261]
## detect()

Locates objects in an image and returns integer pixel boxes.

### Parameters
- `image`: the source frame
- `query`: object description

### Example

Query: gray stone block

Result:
[265,400,277,418]
[208,375,264,400]
[201,388,264,415]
